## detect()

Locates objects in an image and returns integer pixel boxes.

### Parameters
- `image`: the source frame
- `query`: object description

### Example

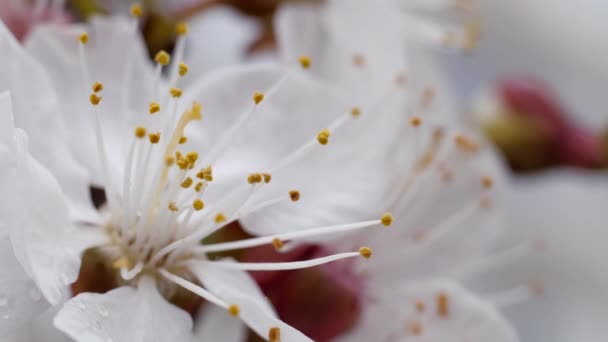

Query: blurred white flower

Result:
[0,11,401,341]
[229,1,526,341]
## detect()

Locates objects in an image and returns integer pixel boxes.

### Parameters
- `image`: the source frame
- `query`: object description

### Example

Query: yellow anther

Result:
[168,202,179,212]
[178,136,187,144]
[409,322,424,335]
[78,32,88,44]
[415,300,426,313]
[215,213,227,223]
[359,246,372,259]
[149,102,160,114]
[165,156,175,166]
[176,158,189,170]
[186,151,198,163]
[148,132,161,144]
[437,292,449,317]
[192,199,205,211]
[247,173,263,184]
[181,177,193,188]
[92,82,104,93]
[134,127,147,139]
[352,53,366,68]
[194,182,203,192]
[178,62,189,77]
[112,257,131,269]
[269,327,281,342]
[196,166,213,181]
[154,50,171,66]
[271,238,283,250]
[228,304,240,316]
[130,3,142,17]
[380,213,393,226]
[351,107,361,117]
[262,173,272,183]
[89,93,102,106]
[482,176,493,189]
[409,116,422,127]
[170,87,183,98]
[454,134,479,153]
[289,190,300,202]
[317,129,330,145]
[253,92,264,105]
[175,22,189,36]
[298,55,312,69]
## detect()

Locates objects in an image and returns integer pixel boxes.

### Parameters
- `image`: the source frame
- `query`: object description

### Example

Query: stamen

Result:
[269,327,281,342]
[92,82,103,93]
[253,92,264,105]
[170,87,183,98]
[186,250,367,271]
[130,3,143,18]
[436,292,449,317]
[192,199,205,211]
[228,304,240,317]
[159,269,229,309]
[149,102,160,114]
[381,212,393,226]
[120,261,144,280]
[192,219,386,254]
[154,50,171,66]
[317,128,330,145]
[178,62,189,77]
[351,107,361,117]
[215,213,226,223]
[148,132,161,144]
[359,246,372,259]
[298,55,312,69]
[78,32,88,45]
[415,300,425,313]
[89,93,102,105]
[288,190,300,202]
[175,22,189,36]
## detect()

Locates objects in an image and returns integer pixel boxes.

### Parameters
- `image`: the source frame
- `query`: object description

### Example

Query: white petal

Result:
[193,303,246,342]
[499,170,608,341]
[191,259,312,341]
[25,16,156,186]
[184,5,260,82]
[0,21,95,221]
[0,91,106,305]
[54,277,194,342]
[341,278,518,341]
[0,236,49,338]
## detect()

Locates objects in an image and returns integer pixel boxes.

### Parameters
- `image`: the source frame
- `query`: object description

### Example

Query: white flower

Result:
[1,9,401,342]
[220,1,528,341]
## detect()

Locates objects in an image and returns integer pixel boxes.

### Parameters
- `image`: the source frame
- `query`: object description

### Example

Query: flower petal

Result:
[0,91,107,305]
[193,303,247,342]
[340,278,518,341]
[0,236,50,338]
[191,259,313,341]
[0,21,95,221]
[25,16,156,186]
[54,277,194,342]
[500,170,608,341]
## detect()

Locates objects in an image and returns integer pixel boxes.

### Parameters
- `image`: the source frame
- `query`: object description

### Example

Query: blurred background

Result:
[3,0,607,341]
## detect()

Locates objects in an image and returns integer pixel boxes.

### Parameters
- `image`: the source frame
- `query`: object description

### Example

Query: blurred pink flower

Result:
[0,1,70,40]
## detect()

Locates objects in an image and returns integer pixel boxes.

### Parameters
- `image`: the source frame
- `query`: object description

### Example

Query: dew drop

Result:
[78,302,86,310]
